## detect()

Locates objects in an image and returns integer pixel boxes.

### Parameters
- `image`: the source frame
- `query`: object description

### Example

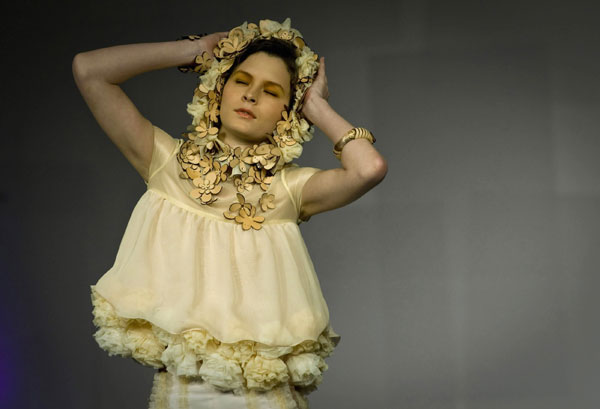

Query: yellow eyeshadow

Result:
[233,72,280,96]
[233,72,249,80]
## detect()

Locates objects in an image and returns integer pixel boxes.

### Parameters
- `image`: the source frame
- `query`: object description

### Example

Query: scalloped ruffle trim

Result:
[90,286,340,395]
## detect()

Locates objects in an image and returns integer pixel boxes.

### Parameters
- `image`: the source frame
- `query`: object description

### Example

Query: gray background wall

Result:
[2,0,600,408]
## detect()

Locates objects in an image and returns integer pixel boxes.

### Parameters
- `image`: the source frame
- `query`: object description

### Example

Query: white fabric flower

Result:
[290,114,313,143]
[259,18,291,37]
[296,47,318,79]
[216,340,256,365]
[286,353,327,387]
[291,339,318,355]
[280,142,303,162]
[182,328,219,356]
[199,62,220,90]
[90,286,129,328]
[243,355,289,391]
[316,331,337,358]
[198,352,245,391]
[161,340,199,376]
[187,96,209,126]
[238,21,259,39]
[151,325,174,346]
[123,322,165,368]
[93,327,130,356]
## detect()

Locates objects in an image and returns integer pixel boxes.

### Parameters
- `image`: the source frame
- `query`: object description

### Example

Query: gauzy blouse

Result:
[90,125,340,394]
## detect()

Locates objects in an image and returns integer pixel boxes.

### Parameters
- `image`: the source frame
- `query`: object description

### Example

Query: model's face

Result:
[219,52,292,147]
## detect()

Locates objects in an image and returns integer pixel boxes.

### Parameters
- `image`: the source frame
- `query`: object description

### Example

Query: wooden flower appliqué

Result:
[276,111,292,136]
[193,51,213,74]
[191,171,222,204]
[233,172,254,193]
[236,207,265,231]
[259,193,275,212]
[214,27,254,59]
[249,167,274,191]
[193,119,219,141]
[224,193,265,231]
[207,91,221,123]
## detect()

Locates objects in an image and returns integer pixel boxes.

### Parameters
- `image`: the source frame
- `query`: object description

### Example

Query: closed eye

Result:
[235,80,278,97]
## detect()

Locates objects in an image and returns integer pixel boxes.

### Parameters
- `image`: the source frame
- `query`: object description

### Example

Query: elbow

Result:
[373,156,388,182]
[72,53,87,82]
[72,52,94,83]
[359,156,388,186]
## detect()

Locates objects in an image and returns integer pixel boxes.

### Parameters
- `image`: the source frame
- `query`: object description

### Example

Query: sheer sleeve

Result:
[147,125,180,183]
[281,165,321,223]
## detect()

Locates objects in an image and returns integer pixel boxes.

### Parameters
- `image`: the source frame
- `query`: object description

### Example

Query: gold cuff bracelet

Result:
[333,127,375,160]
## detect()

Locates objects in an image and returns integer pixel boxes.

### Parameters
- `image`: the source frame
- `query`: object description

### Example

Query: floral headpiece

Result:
[183,17,319,165]
[176,18,320,230]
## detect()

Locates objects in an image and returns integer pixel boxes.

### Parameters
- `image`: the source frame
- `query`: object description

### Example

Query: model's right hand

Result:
[199,31,229,57]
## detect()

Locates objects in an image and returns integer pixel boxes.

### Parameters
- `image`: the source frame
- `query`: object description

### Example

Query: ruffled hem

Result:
[90,286,340,395]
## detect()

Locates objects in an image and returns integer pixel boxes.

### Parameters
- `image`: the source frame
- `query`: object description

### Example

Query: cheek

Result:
[221,81,239,105]
[262,105,283,129]
[220,87,232,108]
[267,100,286,119]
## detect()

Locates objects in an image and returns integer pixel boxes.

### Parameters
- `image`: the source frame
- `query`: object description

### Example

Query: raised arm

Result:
[299,57,388,220]
[71,33,227,181]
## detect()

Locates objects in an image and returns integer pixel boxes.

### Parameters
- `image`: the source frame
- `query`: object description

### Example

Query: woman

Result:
[73,18,387,409]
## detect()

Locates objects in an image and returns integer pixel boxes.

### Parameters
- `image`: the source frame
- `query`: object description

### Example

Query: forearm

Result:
[303,97,387,179]
[72,40,203,84]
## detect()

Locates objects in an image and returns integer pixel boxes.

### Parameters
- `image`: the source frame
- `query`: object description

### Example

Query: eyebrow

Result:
[233,70,285,92]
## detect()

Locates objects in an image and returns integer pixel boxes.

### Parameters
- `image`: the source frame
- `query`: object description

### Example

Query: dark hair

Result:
[223,38,298,110]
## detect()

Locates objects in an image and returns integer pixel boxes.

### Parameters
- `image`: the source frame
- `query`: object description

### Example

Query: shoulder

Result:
[147,125,183,182]
[153,125,181,150]
[281,163,322,182]
[279,163,322,219]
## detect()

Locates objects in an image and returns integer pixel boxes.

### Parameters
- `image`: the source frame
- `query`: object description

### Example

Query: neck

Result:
[217,129,269,150]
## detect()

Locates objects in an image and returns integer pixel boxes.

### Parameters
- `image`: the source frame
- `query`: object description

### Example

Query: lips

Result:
[235,108,256,119]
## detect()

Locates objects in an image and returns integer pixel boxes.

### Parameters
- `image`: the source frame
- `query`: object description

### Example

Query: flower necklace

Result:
[177,134,284,231]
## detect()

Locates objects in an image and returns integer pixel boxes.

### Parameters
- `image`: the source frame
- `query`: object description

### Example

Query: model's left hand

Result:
[300,57,329,124]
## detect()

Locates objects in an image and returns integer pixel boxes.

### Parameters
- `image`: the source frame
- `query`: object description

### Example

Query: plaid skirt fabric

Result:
[148,371,310,409]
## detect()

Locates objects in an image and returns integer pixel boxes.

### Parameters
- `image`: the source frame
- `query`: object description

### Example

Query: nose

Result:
[242,94,256,103]
[242,89,257,104]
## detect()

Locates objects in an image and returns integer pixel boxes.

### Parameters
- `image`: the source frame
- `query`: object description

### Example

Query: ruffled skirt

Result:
[148,371,309,409]
[90,286,341,396]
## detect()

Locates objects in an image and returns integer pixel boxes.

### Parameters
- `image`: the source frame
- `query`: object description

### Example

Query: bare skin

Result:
[218,52,292,149]
[72,31,387,221]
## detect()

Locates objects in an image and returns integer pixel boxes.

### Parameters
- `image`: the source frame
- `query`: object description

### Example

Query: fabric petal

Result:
[243,355,289,391]
[198,352,245,391]
[286,353,327,387]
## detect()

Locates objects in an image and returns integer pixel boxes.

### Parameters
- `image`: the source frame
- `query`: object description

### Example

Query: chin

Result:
[221,123,269,145]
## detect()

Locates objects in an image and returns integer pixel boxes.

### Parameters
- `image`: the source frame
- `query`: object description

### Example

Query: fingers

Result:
[316,57,328,88]
[320,57,327,77]
[211,31,229,41]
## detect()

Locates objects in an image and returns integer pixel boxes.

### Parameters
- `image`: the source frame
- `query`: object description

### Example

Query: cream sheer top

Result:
[92,125,332,347]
